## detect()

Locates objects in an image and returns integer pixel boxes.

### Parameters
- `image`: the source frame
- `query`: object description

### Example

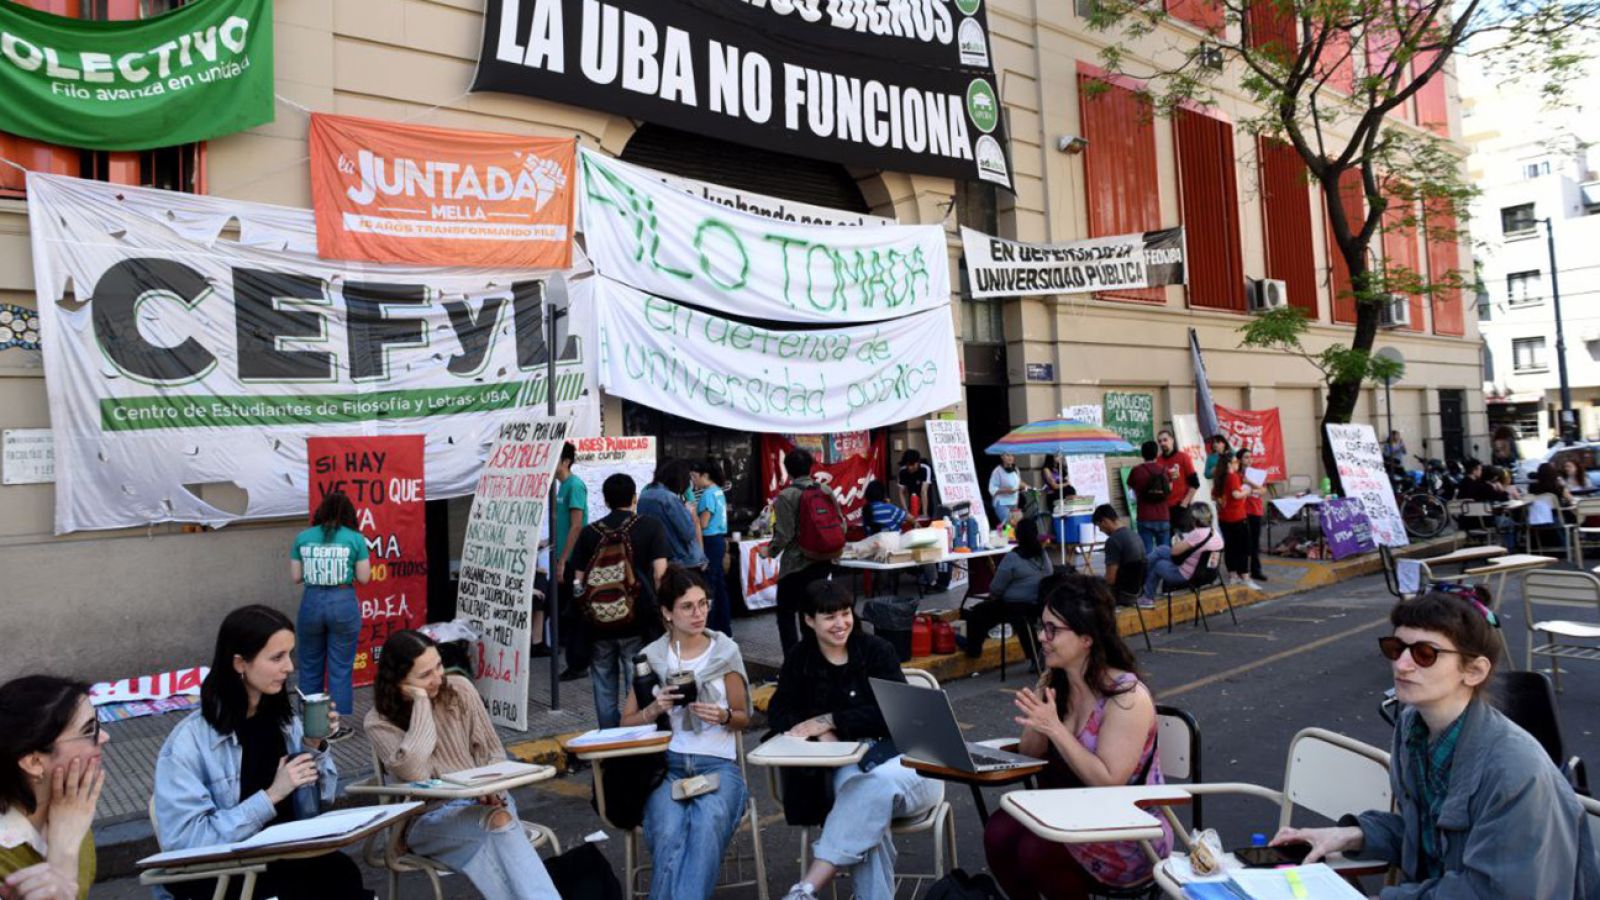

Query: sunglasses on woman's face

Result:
[1378,636,1462,668]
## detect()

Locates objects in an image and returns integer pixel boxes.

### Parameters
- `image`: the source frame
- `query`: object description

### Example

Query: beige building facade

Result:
[0,0,1484,681]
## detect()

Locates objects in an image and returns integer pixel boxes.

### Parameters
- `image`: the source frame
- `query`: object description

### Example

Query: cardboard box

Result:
[912,546,945,563]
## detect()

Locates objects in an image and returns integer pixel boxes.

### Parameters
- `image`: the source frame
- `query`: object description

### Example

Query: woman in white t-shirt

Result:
[620,566,750,900]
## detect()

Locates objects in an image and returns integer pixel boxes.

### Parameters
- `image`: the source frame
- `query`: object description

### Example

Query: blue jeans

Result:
[297,584,361,714]
[812,754,943,900]
[643,752,748,900]
[405,794,558,899]
[1137,521,1171,554]
[1141,546,1188,600]
[703,534,733,636]
[591,636,642,729]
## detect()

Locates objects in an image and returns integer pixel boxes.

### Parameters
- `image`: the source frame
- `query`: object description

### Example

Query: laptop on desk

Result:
[869,678,1040,774]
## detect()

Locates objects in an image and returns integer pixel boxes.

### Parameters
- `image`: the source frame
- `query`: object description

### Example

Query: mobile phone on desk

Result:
[1232,843,1311,868]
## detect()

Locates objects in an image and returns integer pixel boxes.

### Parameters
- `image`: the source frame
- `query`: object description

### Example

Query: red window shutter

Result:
[1315,27,1355,94]
[1258,137,1318,317]
[1167,0,1224,33]
[1079,69,1163,304]
[1324,169,1364,324]
[0,0,80,196]
[1247,1,1297,58]
[1381,197,1424,331]
[1175,107,1244,312]
[1413,49,1449,136]
[1426,207,1465,336]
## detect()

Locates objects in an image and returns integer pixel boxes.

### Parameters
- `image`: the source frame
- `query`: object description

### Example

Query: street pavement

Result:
[91,570,1600,897]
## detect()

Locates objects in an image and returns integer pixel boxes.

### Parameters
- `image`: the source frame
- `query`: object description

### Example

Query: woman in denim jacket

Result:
[152,605,368,900]
[1274,589,1600,897]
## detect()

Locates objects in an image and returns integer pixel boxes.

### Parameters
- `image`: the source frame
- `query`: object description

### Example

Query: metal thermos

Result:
[631,652,660,709]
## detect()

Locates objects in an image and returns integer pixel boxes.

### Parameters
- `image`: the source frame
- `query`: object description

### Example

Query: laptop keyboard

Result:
[969,746,1033,768]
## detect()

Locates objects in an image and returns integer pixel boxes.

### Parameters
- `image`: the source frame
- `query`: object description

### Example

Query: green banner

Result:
[0,0,273,151]
[1104,391,1155,447]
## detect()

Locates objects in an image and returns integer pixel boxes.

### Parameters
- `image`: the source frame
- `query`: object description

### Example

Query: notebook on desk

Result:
[139,802,421,867]
[438,760,543,786]
[1181,864,1365,900]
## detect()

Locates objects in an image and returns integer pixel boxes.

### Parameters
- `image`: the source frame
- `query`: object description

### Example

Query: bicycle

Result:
[1391,457,1451,539]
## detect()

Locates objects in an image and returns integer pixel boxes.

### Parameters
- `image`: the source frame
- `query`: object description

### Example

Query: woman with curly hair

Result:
[983,575,1171,898]
[364,630,557,899]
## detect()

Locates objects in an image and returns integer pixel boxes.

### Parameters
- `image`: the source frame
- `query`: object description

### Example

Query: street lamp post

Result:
[1542,217,1575,439]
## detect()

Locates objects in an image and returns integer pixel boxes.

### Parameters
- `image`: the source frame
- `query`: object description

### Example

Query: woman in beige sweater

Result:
[365,631,557,899]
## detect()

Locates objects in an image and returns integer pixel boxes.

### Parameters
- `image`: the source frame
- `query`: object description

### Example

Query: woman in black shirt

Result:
[768,581,943,900]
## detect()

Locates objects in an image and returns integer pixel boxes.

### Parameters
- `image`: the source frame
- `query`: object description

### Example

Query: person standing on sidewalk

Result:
[761,449,845,656]
[1127,441,1172,553]
[1157,429,1199,511]
[1235,448,1268,583]
[639,459,708,573]
[289,490,369,738]
[570,474,671,729]
[552,442,590,682]
[988,453,1024,524]
[1213,452,1259,591]
[692,460,734,636]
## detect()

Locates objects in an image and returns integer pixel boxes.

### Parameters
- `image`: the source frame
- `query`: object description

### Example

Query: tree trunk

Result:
[1320,253,1383,495]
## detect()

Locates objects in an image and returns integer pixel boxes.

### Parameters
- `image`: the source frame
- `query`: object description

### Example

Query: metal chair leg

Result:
[1220,580,1238,626]
[1192,587,1210,632]
[1132,603,1152,651]
[1165,590,1176,634]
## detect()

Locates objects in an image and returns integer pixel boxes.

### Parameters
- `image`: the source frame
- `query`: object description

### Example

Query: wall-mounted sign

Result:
[2,429,54,485]
[1025,362,1054,382]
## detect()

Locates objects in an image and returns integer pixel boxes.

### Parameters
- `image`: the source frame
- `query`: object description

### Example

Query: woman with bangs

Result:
[1274,588,1600,897]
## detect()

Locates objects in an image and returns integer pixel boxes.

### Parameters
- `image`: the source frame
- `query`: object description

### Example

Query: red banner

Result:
[1216,406,1287,482]
[309,113,576,268]
[761,431,886,524]
[307,436,427,687]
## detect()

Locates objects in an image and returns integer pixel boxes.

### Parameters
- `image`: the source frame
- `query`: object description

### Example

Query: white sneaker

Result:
[782,884,817,900]
[1241,577,1262,591]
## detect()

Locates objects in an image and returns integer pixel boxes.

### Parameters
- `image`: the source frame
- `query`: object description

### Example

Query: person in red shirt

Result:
[1236,448,1268,583]
[1212,451,1257,590]
[1156,430,1198,509]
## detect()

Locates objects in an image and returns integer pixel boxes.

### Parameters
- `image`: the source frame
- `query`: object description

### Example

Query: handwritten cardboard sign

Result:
[1320,497,1376,560]
[1326,423,1409,548]
[925,419,990,537]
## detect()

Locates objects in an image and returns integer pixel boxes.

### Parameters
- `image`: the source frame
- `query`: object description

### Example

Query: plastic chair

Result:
[1161,551,1237,633]
[1287,475,1313,494]
[1155,705,1203,832]
[1522,569,1600,692]
[1448,499,1498,547]
[766,668,958,900]
[141,796,270,900]
[1180,728,1392,880]
[354,746,560,900]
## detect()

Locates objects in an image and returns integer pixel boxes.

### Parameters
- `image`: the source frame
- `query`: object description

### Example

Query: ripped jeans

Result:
[403,794,558,899]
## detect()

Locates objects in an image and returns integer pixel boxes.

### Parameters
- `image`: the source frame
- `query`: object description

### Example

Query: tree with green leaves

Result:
[1086,0,1595,484]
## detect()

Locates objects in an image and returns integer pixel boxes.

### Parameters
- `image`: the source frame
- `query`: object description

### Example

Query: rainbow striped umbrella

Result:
[985,418,1136,456]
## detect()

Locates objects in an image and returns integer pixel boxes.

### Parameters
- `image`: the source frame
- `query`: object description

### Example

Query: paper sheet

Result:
[1228,864,1367,899]
[1245,467,1269,487]
[753,736,866,759]
[140,803,420,866]
[1396,559,1422,595]
[439,760,542,786]
[565,725,662,747]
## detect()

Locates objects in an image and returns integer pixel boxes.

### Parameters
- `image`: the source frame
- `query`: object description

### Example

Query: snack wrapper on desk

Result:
[1188,828,1226,876]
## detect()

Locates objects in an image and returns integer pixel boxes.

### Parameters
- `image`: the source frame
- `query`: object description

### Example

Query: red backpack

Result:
[795,484,846,560]
[579,517,641,635]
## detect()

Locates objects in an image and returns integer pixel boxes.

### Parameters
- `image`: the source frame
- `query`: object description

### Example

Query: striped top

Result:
[364,675,506,783]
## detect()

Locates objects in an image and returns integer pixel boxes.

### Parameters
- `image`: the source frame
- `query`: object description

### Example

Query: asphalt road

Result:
[92,571,1599,898]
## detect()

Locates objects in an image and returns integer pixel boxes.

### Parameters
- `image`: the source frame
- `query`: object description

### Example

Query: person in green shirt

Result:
[0,676,106,900]
[290,490,371,735]
[551,443,590,679]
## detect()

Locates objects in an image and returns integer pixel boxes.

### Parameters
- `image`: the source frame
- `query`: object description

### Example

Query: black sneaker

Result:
[559,666,589,682]
[1252,571,1269,582]
[326,725,355,744]
[530,643,553,658]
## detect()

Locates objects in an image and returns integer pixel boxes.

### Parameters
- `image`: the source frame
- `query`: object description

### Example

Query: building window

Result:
[961,297,1004,344]
[1507,270,1543,307]
[1513,337,1548,371]
[0,0,203,198]
[1483,344,1495,383]
[1523,160,1552,179]
[1501,203,1538,238]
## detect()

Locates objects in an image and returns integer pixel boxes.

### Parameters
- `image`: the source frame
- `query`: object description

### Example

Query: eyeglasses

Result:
[54,717,101,749]
[1038,622,1071,642]
[1378,636,1462,668]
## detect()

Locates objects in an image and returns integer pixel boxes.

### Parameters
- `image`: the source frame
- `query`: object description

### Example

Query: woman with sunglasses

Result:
[1273,589,1600,896]
[153,606,370,900]
[0,676,106,900]
[983,574,1171,899]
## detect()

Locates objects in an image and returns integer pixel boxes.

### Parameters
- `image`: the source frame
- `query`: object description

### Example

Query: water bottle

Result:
[1319,476,1332,496]
[631,652,660,711]
[1251,833,1268,847]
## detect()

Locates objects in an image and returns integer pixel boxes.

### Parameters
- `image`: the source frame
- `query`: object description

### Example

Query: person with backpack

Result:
[570,474,672,729]
[1127,441,1172,553]
[761,449,846,655]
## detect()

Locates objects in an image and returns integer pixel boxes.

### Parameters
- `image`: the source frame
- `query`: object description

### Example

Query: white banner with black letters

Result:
[581,151,950,323]
[474,0,1011,188]
[960,226,1187,298]
[590,276,959,433]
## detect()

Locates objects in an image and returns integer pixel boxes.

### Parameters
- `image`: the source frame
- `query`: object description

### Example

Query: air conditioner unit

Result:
[1379,293,1412,328]
[1246,278,1288,312]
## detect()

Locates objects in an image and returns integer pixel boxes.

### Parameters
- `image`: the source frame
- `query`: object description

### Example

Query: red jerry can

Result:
[910,614,934,658]
[932,618,957,655]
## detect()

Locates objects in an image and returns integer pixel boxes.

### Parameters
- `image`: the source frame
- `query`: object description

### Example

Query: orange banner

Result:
[309,113,575,269]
